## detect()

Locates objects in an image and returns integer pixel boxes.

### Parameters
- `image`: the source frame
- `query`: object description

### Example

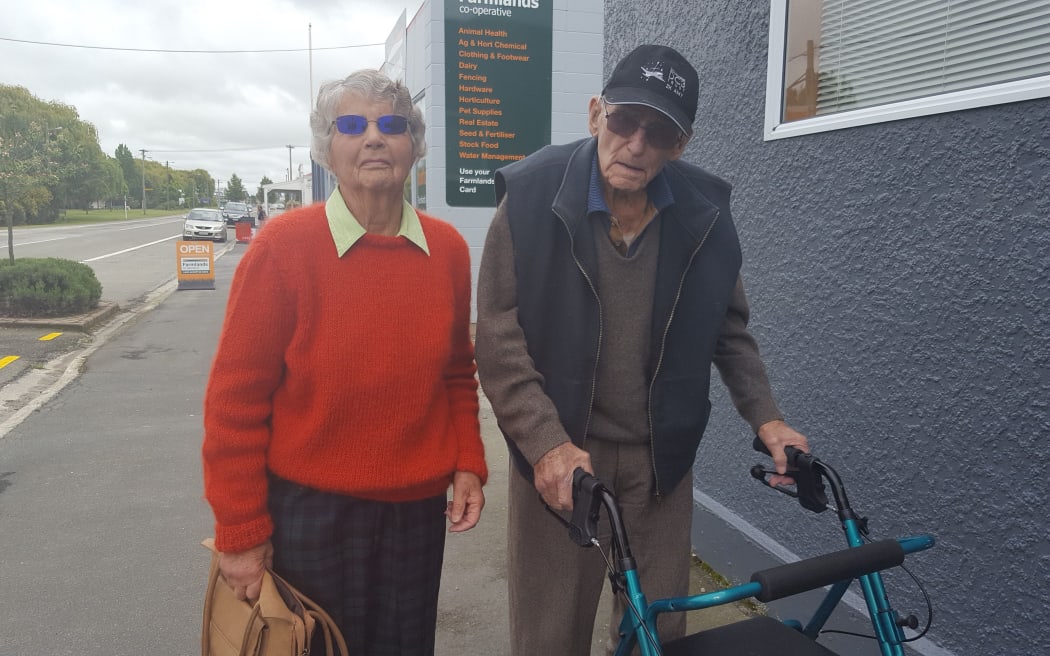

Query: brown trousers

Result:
[507,439,693,655]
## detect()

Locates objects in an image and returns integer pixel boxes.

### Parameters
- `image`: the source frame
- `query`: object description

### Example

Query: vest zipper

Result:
[557,208,601,451]
[647,210,720,495]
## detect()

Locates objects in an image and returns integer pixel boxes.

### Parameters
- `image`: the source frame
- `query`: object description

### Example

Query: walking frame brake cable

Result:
[592,537,663,654]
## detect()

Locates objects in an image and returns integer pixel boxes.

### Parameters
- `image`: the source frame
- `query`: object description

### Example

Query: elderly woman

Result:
[202,69,487,654]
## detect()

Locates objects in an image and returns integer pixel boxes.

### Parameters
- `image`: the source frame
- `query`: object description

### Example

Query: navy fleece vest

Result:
[494,138,742,494]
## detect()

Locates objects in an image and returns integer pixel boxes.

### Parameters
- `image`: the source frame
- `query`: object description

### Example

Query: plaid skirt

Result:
[268,474,447,656]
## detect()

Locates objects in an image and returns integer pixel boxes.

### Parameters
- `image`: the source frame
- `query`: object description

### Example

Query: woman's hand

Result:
[218,540,274,602]
[447,471,485,533]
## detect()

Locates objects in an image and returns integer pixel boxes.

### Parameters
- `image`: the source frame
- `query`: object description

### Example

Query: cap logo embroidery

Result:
[640,62,665,82]
[665,67,687,98]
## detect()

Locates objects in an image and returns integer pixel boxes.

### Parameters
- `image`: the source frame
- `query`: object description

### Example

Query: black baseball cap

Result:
[601,44,699,135]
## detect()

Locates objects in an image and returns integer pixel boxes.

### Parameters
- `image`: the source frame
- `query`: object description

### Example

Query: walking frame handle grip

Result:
[751,436,829,513]
[545,469,638,575]
[568,468,604,546]
[751,435,808,466]
[541,468,605,547]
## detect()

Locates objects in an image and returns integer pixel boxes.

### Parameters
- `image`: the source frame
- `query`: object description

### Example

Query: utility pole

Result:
[309,23,314,111]
[139,149,149,215]
[286,145,295,181]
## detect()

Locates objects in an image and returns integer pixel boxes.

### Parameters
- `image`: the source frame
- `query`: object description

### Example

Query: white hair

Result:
[309,69,425,170]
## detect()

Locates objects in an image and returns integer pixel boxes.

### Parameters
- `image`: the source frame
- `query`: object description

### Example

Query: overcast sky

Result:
[2,0,424,195]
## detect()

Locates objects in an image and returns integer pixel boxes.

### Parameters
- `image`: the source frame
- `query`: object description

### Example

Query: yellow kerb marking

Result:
[39,332,63,341]
[0,355,20,369]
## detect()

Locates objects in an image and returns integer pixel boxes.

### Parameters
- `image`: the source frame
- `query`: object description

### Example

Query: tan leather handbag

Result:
[201,539,349,656]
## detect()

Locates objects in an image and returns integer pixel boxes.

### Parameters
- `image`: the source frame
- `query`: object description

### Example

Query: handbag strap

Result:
[201,539,349,656]
[270,570,350,656]
[308,611,337,656]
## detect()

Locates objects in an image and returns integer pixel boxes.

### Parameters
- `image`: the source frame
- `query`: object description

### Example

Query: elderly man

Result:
[475,44,809,654]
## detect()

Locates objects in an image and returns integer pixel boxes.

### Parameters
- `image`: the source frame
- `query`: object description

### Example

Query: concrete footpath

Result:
[0,238,754,654]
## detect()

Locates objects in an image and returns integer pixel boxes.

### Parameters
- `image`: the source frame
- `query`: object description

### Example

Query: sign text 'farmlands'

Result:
[444,0,552,207]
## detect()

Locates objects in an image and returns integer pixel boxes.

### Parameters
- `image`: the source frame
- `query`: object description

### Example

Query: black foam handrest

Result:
[751,539,905,603]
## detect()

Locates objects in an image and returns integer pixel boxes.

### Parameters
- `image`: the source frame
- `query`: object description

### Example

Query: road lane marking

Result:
[80,234,182,262]
[2,236,68,247]
[39,332,63,341]
[1,235,233,441]
[0,356,20,369]
[112,219,184,232]
[1,217,185,249]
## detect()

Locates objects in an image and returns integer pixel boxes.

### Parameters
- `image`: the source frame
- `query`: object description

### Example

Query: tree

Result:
[54,122,118,213]
[225,174,247,202]
[3,87,121,221]
[2,85,216,226]
[187,169,213,206]
[115,144,137,206]
[257,176,273,204]
[0,119,51,260]
[65,147,122,211]
[1,87,57,249]
[100,157,125,209]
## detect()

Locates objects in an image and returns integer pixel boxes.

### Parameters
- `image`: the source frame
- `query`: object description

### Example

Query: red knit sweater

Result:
[202,203,487,552]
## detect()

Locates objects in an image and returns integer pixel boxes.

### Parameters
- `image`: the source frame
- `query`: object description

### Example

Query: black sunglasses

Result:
[332,114,409,136]
[601,100,683,150]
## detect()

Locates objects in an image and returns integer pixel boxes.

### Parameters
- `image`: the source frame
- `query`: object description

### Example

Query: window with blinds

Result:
[765,0,1050,139]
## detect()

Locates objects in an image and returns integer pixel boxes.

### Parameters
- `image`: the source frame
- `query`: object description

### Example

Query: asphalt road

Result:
[0,326,94,391]
[0,216,234,407]
[0,247,232,653]
[4,215,192,308]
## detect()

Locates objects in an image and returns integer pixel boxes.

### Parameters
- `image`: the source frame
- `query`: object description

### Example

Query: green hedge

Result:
[0,258,102,317]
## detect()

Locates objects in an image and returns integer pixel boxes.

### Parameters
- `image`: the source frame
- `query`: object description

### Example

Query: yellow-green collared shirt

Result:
[325,187,430,257]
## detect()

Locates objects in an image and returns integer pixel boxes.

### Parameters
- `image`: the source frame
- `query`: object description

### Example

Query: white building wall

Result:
[394,0,605,317]
[551,1,604,144]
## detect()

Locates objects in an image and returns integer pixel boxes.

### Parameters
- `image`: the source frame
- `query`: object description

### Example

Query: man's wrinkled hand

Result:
[756,420,810,488]
[533,442,592,511]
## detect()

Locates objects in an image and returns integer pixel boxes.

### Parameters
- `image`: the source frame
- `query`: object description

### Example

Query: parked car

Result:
[221,201,253,225]
[183,208,228,242]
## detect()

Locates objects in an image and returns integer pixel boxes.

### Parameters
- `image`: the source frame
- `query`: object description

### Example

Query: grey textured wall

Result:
[605,2,1050,655]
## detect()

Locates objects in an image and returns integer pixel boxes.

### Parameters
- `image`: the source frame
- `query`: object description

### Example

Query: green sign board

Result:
[444,0,553,207]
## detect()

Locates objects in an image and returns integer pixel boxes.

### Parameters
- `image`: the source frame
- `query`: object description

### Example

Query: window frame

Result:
[763,0,1050,140]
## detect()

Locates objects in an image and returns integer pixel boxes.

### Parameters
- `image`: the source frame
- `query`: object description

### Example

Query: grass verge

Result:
[18,209,186,226]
